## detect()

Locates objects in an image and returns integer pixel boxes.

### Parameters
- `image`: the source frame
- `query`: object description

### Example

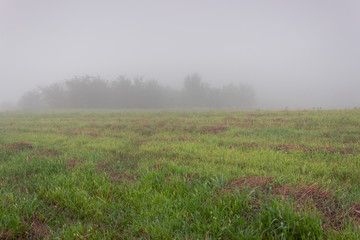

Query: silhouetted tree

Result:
[141,80,165,108]
[18,90,44,110]
[111,76,133,108]
[221,83,256,109]
[19,74,257,110]
[65,76,110,108]
[42,82,68,108]
[182,73,210,107]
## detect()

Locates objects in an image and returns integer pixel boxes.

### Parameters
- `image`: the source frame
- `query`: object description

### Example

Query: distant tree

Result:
[42,82,68,108]
[220,83,256,109]
[143,80,166,108]
[132,76,146,108]
[65,76,110,108]
[18,90,45,110]
[111,76,133,108]
[182,73,210,107]
[18,74,257,110]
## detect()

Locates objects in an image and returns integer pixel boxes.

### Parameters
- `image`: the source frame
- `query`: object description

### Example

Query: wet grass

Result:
[0,109,360,239]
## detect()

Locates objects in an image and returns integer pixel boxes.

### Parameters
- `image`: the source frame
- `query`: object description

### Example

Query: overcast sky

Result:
[1,0,359,109]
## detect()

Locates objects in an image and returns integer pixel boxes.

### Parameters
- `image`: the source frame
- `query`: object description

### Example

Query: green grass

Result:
[0,109,359,239]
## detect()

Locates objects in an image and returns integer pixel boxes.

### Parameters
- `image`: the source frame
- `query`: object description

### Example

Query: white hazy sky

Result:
[1,0,359,109]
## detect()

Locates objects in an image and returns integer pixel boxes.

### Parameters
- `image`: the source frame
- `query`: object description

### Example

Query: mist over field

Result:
[2,2,360,237]
[1,0,360,110]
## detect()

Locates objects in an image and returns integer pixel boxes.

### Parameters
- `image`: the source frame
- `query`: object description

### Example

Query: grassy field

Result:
[0,109,359,239]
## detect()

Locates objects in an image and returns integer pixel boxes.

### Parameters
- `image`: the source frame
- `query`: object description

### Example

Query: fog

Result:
[1,0,360,110]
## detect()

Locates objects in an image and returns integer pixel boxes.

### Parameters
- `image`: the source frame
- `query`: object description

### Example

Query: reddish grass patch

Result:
[223,116,238,122]
[271,118,284,122]
[273,184,345,229]
[24,215,48,239]
[97,161,136,184]
[230,142,261,149]
[134,128,154,136]
[86,131,102,137]
[165,137,196,142]
[134,138,150,144]
[274,144,356,155]
[343,137,358,144]
[308,146,356,155]
[155,121,168,129]
[151,163,164,170]
[336,147,356,155]
[32,149,60,157]
[201,125,228,134]
[294,117,311,122]
[110,124,127,130]
[96,161,113,172]
[186,173,199,183]
[0,230,12,239]
[322,133,331,138]
[178,137,195,142]
[349,203,360,219]
[224,176,360,230]
[66,158,86,170]
[184,125,197,133]
[349,204,360,221]
[275,144,305,152]
[246,113,266,117]
[6,141,33,151]
[224,176,274,191]
[234,119,263,128]
[109,173,136,183]
[274,184,332,205]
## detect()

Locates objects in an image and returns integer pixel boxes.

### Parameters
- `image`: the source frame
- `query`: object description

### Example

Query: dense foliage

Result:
[18,74,256,109]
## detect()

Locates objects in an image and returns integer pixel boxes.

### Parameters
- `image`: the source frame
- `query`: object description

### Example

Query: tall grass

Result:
[0,109,359,238]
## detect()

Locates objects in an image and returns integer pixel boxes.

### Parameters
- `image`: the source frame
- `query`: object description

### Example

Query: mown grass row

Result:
[0,109,359,239]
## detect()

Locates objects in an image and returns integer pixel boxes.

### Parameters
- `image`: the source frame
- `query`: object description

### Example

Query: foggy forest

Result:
[17,74,256,110]
[1,0,360,111]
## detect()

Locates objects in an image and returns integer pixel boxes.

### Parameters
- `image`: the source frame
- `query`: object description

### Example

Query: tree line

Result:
[18,74,256,110]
